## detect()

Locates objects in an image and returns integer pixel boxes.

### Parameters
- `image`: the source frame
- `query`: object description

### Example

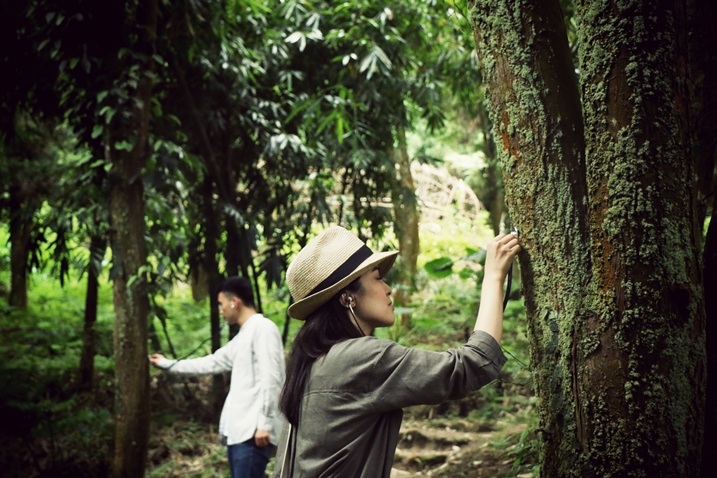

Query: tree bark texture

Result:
[391,122,420,326]
[477,107,505,236]
[107,1,157,476]
[8,185,33,309]
[202,176,226,419]
[469,0,706,476]
[78,235,105,389]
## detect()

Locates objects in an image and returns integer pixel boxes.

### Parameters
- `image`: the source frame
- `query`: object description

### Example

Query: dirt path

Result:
[390,418,532,478]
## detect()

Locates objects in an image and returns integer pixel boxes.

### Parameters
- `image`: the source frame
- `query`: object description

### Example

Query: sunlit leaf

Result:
[424,257,455,278]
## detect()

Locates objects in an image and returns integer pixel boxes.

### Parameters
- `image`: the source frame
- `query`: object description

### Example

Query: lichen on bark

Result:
[469,0,706,476]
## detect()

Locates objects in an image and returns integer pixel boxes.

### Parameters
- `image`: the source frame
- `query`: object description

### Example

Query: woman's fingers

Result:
[485,234,521,280]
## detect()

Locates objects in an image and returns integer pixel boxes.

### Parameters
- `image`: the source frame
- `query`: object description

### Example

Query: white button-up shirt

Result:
[157,314,286,445]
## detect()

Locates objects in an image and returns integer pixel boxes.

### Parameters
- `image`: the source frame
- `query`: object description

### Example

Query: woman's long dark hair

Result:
[280,279,363,426]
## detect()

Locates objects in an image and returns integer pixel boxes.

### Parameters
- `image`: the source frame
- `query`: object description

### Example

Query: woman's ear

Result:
[339,293,353,308]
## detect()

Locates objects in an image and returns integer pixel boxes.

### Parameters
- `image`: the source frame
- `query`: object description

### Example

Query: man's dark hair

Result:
[218,276,255,308]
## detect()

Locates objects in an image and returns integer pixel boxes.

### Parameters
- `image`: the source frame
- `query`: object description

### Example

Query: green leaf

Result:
[459,268,475,280]
[359,51,377,78]
[373,45,392,70]
[335,116,345,143]
[316,111,336,135]
[285,31,306,52]
[91,125,103,139]
[100,106,116,124]
[465,249,486,264]
[114,140,133,151]
[424,257,454,278]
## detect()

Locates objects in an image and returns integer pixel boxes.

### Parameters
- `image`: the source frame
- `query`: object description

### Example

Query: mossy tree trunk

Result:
[469,0,706,476]
[106,0,157,476]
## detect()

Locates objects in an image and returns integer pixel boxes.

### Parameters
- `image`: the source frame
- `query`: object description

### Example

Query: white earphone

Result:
[345,295,364,336]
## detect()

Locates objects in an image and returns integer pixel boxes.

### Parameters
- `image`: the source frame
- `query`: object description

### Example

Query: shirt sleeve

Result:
[158,340,235,375]
[254,320,286,432]
[368,330,507,413]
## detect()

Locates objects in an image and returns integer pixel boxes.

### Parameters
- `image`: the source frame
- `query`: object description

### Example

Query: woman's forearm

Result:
[474,275,506,344]
[472,233,520,344]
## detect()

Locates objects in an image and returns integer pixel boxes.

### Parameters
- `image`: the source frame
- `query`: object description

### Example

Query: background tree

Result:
[101,1,158,476]
[281,0,472,325]
[690,0,717,473]
[469,0,712,476]
[0,0,65,309]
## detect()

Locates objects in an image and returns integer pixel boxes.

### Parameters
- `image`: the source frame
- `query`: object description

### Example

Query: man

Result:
[149,277,285,478]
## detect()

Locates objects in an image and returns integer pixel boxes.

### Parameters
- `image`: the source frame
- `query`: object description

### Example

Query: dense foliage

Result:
[1,0,714,476]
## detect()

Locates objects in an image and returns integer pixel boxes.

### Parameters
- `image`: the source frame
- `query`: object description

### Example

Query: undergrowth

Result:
[0,245,538,477]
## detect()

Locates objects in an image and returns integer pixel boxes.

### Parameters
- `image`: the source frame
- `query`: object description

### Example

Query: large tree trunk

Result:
[470,0,592,473]
[577,1,705,474]
[391,121,420,326]
[107,1,157,476]
[470,0,706,476]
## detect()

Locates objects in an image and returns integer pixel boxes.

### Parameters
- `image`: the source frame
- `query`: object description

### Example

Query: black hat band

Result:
[306,245,373,297]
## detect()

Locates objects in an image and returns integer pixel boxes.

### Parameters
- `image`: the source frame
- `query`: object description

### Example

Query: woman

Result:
[274,226,520,477]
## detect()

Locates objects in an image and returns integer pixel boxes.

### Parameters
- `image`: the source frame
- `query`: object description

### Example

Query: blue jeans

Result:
[227,438,274,478]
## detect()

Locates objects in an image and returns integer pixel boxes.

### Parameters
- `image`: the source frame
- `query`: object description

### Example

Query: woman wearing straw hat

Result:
[274,226,520,477]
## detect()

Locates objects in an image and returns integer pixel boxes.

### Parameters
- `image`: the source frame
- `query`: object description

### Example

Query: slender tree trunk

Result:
[202,176,226,419]
[477,106,504,236]
[225,216,241,339]
[8,186,33,309]
[391,120,420,326]
[703,201,717,477]
[147,314,163,353]
[226,217,240,277]
[108,171,151,478]
[78,234,105,390]
[107,1,157,476]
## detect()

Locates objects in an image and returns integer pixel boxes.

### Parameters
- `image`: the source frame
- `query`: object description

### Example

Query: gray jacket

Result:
[273,330,507,478]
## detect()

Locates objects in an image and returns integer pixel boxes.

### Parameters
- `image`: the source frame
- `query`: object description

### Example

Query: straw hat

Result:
[286,226,398,320]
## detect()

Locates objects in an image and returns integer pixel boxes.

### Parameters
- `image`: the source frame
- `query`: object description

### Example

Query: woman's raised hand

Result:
[483,233,521,283]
